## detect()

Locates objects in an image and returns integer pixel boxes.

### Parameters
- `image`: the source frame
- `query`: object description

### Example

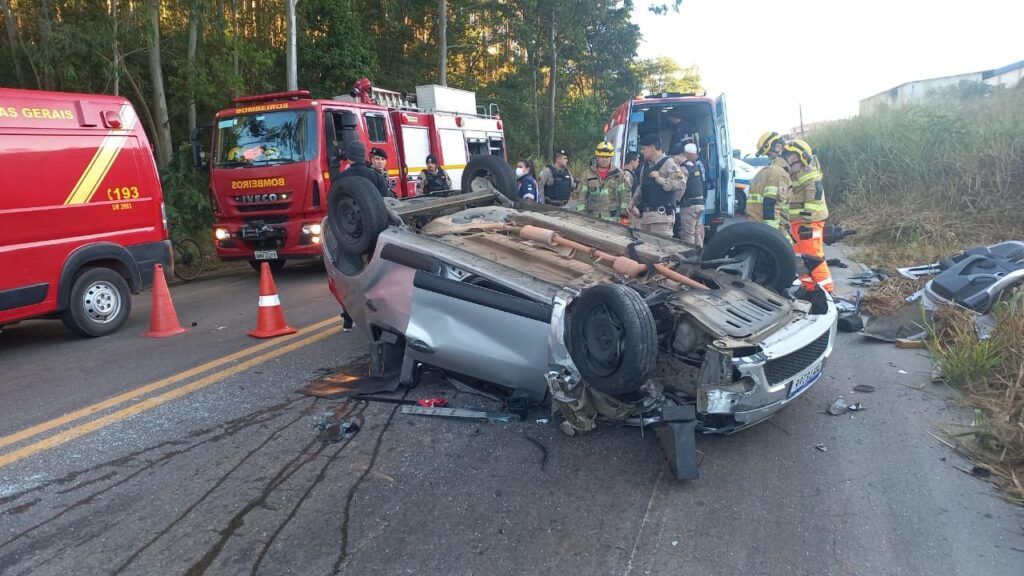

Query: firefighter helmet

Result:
[756,131,783,156]
[594,141,615,157]
[783,139,815,167]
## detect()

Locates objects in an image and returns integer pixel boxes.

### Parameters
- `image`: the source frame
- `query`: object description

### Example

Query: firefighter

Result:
[416,154,452,195]
[783,139,833,293]
[538,149,575,206]
[747,131,791,237]
[515,159,540,202]
[339,141,393,198]
[670,141,706,247]
[574,142,630,222]
[369,147,395,195]
[629,133,686,238]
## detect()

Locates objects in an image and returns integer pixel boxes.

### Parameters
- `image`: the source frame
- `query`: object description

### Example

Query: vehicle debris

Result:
[815,443,828,452]
[827,396,863,415]
[837,312,864,333]
[312,413,360,444]
[416,398,449,408]
[853,384,876,393]
[400,405,514,422]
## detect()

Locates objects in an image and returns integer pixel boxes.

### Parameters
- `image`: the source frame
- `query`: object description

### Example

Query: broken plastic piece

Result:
[827,397,849,415]
[853,384,876,393]
[400,405,513,422]
[654,404,699,480]
[815,443,828,452]
[416,397,449,408]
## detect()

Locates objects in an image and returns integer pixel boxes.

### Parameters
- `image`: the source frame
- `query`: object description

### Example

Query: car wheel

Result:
[61,267,132,337]
[328,176,388,256]
[702,221,796,293]
[460,155,518,202]
[248,259,287,273]
[735,189,747,215]
[567,284,657,396]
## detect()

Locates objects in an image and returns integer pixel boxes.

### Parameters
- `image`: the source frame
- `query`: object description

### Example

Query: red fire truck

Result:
[193,79,507,270]
[0,88,171,337]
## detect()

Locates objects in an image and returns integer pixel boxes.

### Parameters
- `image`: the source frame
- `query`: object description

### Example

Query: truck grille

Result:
[238,203,289,213]
[764,331,830,384]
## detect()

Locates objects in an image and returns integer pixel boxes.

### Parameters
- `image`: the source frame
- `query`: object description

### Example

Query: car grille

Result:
[764,331,830,384]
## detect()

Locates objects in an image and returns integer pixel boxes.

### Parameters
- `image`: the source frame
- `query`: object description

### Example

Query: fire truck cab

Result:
[194,80,506,269]
[604,92,735,235]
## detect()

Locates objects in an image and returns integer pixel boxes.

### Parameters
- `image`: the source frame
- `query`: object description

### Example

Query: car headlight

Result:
[214,228,230,240]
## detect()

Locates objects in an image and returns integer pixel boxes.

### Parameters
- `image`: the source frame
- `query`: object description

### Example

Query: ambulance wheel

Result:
[61,267,132,337]
[248,259,286,274]
[461,155,517,202]
[567,284,657,396]
[702,221,796,293]
[328,176,388,256]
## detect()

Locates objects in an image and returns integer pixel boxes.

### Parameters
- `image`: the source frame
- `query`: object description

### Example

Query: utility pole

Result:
[438,0,447,86]
[799,103,805,136]
[286,0,299,91]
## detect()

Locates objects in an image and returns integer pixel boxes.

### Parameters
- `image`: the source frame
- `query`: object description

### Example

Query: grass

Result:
[928,290,1024,504]
[809,84,1024,503]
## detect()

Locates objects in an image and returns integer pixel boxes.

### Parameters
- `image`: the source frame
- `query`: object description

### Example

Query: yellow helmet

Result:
[756,131,783,156]
[594,141,615,157]
[783,139,815,167]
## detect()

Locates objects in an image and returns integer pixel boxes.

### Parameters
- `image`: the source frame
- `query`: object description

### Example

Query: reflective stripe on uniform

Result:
[258,295,281,307]
[763,185,779,198]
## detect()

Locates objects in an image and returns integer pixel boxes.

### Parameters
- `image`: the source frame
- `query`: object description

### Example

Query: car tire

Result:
[461,155,518,202]
[328,176,389,256]
[61,267,132,337]
[702,221,796,293]
[248,259,287,274]
[735,188,747,215]
[567,284,657,396]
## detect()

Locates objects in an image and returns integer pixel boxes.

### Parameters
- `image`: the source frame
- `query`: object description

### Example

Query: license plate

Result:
[788,362,822,399]
[254,250,278,260]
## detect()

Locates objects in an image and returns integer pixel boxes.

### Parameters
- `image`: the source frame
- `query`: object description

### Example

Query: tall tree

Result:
[147,0,172,167]
[437,0,447,86]
[631,56,701,95]
[1,0,26,86]
[186,0,200,134]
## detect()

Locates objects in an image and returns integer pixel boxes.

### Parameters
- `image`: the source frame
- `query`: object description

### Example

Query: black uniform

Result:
[339,162,395,198]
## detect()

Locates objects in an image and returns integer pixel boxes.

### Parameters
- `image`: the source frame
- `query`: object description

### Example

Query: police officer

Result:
[416,154,452,195]
[783,139,833,293]
[574,142,630,222]
[629,133,686,238]
[339,141,393,198]
[369,147,395,196]
[538,149,575,206]
[669,141,706,246]
[622,151,641,196]
[747,131,791,236]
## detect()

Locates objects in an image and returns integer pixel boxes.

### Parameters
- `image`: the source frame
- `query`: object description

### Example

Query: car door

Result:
[404,271,552,401]
[715,93,735,215]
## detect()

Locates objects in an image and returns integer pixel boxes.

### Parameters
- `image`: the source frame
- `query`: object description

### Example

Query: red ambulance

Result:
[0,88,171,337]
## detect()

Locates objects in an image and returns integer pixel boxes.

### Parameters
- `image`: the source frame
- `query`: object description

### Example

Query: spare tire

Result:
[567,284,657,396]
[702,221,796,293]
[461,155,518,202]
[328,176,389,256]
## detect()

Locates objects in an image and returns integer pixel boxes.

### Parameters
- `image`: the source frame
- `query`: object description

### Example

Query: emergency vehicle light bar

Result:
[232,90,311,105]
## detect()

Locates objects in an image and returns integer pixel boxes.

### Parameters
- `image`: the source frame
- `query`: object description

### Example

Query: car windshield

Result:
[213,109,317,167]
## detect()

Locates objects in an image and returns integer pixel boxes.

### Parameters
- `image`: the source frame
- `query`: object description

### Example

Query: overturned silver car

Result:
[321,156,837,478]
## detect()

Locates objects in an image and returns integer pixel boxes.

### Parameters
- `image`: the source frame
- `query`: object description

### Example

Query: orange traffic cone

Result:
[248,262,297,338]
[145,263,188,338]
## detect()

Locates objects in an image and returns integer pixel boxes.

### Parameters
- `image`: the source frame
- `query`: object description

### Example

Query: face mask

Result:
[515,167,526,177]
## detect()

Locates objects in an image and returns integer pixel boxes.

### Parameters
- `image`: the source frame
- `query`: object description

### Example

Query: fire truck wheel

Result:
[248,259,286,274]
[328,176,388,256]
[61,267,132,337]
[461,155,517,202]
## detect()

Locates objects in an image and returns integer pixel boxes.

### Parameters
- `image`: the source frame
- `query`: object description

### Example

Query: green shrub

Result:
[160,144,213,236]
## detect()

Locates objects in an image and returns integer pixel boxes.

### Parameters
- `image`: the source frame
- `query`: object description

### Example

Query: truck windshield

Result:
[214,109,317,167]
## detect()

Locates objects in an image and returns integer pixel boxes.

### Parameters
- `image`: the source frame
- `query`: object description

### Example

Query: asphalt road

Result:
[0,253,1021,576]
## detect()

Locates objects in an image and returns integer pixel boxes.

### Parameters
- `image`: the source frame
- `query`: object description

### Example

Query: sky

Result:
[632,0,1024,155]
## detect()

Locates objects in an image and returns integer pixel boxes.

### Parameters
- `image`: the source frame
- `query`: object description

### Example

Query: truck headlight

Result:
[214,228,230,240]
[302,223,323,235]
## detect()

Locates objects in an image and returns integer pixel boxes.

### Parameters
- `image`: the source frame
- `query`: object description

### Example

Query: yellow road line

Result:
[0,316,338,451]
[0,326,341,469]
